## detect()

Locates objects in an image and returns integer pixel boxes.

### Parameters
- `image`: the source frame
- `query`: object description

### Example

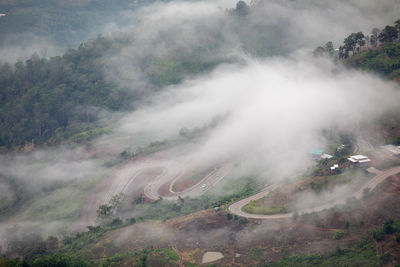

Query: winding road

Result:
[228,166,400,220]
[79,147,400,227]
[144,164,232,200]
[78,158,232,226]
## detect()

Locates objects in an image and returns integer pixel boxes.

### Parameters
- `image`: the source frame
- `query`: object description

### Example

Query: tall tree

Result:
[379,25,398,43]
[371,28,381,47]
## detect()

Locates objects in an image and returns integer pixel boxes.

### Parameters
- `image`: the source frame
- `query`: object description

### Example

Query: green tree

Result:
[379,25,398,43]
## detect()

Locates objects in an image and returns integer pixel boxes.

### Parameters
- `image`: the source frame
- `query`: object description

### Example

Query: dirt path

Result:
[229,166,400,220]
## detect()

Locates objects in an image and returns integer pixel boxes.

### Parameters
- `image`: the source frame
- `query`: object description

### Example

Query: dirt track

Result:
[228,166,400,220]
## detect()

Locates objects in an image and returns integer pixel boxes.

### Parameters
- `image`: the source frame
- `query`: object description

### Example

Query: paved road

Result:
[228,166,400,220]
[78,159,182,226]
[144,164,232,200]
[78,158,231,227]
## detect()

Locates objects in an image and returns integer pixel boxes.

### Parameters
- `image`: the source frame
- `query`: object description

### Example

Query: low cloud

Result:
[113,56,400,180]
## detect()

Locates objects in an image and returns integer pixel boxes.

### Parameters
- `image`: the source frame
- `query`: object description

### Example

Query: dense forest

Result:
[0,33,224,150]
[0,36,130,150]
[0,0,286,151]
[0,0,165,46]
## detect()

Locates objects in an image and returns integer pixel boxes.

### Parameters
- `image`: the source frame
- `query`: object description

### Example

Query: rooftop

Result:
[350,155,368,160]
[310,149,324,155]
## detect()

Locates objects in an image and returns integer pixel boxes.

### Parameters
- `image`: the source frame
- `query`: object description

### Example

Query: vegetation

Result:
[123,176,260,222]
[267,237,379,267]
[243,200,290,215]
[0,176,259,264]
[0,33,226,151]
[0,0,156,46]
[372,219,400,241]
[315,19,400,80]
[332,230,345,240]
[0,37,131,150]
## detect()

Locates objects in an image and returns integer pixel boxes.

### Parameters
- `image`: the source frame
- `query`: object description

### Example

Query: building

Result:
[347,155,371,167]
[310,149,324,156]
[321,153,333,160]
[330,164,339,172]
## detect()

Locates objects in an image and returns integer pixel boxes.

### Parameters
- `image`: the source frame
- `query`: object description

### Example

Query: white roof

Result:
[350,155,369,160]
[334,164,339,168]
[330,166,336,170]
[348,158,358,163]
[321,153,333,159]
[359,159,371,163]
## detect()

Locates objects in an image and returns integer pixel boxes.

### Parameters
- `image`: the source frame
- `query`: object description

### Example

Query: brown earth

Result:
[81,174,400,266]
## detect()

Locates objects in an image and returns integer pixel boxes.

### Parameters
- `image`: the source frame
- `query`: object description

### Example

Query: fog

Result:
[1,0,400,255]
[113,56,399,179]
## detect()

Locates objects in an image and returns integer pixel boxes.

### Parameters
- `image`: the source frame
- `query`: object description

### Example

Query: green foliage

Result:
[30,253,92,267]
[0,36,132,150]
[0,0,148,46]
[372,229,385,241]
[267,237,379,267]
[383,219,395,234]
[1,253,91,267]
[0,35,227,151]
[0,257,23,266]
[130,176,260,222]
[250,246,265,256]
[332,230,345,240]
[244,200,289,215]
[100,253,125,267]
[345,42,400,78]
[238,217,249,224]
[372,219,400,242]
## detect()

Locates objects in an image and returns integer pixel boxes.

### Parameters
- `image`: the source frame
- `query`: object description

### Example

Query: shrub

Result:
[383,219,394,234]
[238,217,249,224]
[372,229,385,241]
[332,230,345,240]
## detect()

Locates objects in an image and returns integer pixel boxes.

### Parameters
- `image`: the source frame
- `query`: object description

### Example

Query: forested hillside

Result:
[315,20,400,80]
[0,33,224,150]
[0,0,157,46]
[0,37,129,150]
[0,1,288,151]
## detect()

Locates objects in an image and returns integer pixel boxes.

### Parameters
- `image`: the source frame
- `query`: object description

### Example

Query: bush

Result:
[109,218,123,228]
[332,230,345,240]
[238,217,249,224]
[383,219,394,234]
[372,229,385,241]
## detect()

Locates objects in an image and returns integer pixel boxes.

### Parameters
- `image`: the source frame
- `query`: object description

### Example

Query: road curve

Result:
[229,166,400,220]
[78,158,231,227]
[144,164,232,200]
